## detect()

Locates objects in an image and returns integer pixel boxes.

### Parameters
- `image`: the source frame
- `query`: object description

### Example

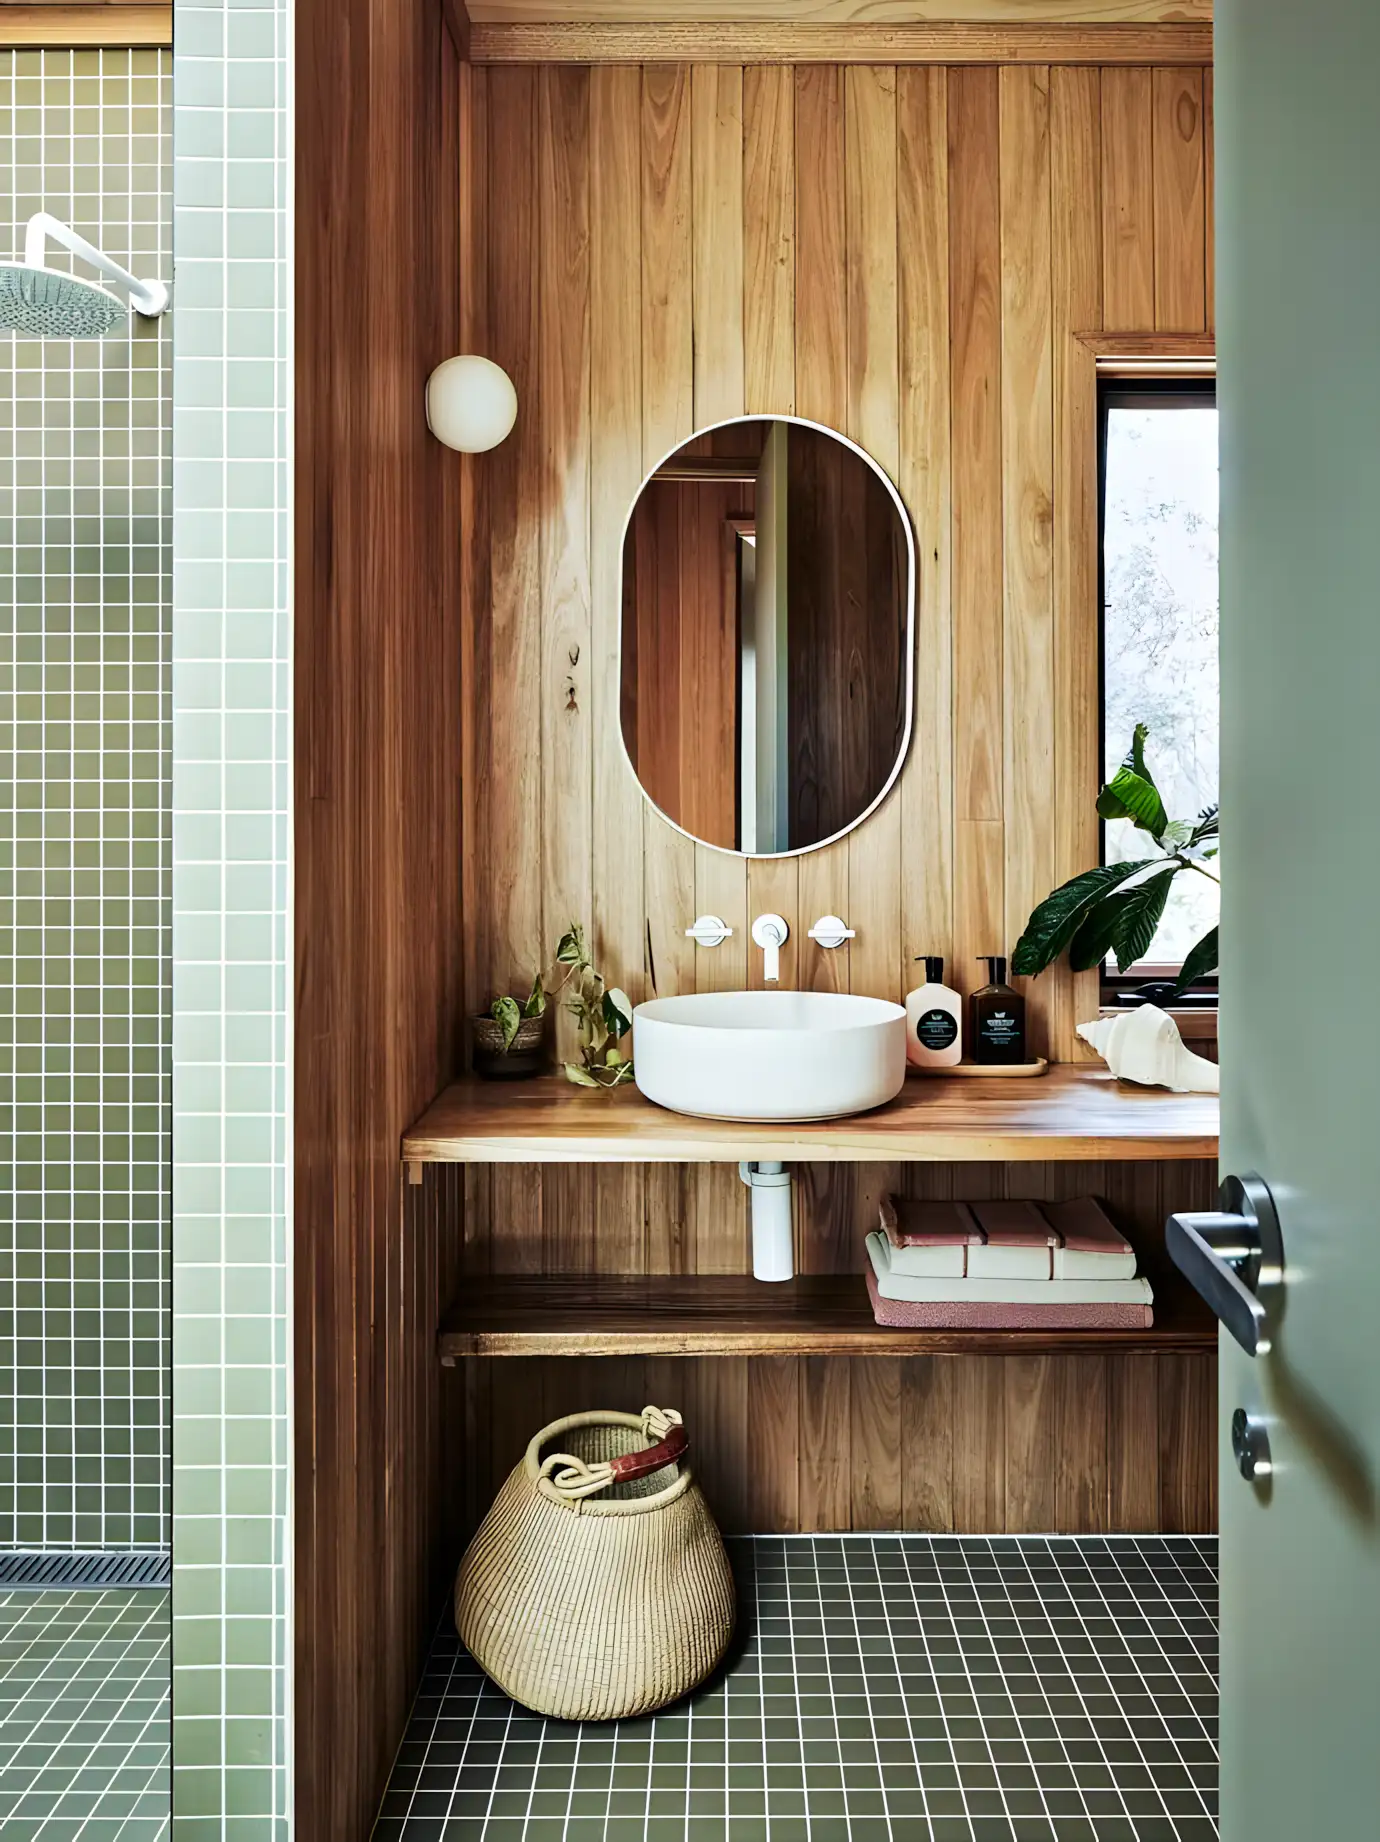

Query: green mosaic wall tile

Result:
[0,48,171,1554]
[171,2,292,1835]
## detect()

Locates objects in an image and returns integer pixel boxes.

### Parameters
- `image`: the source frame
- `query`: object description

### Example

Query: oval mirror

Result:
[619,416,915,857]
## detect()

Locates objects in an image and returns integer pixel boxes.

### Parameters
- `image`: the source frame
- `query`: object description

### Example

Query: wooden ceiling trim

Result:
[441,0,472,58]
[469,22,1212,62]
[0,4,171,46]
[467,3,1209,20]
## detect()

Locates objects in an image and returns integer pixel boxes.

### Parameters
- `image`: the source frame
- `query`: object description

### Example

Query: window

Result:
[1099,378,1219,988]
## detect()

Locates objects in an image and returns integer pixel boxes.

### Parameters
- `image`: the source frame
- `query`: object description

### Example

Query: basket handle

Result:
[609,1418,687,1482]
[541,1406,688,1502]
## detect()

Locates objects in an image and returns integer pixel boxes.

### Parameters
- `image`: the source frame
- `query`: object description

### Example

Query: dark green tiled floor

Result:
[375,1535,1218,1842]
[0,1587,169,1840]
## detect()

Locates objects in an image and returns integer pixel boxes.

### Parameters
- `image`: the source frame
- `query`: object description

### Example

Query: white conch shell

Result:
[1075,1004,1219,1093]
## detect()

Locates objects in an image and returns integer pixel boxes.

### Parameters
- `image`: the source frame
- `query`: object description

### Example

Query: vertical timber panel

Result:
[949,67,1004,999]
[999,64,1055,1054]
[844,64,903,1001]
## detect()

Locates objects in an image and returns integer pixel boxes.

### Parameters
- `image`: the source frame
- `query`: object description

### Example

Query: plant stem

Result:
[1182,859,1220,886]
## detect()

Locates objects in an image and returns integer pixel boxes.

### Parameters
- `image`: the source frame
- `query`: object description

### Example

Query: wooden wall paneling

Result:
[460,61,490,1017]
[1100,65,1155,327]
[743,63,798,416]
[468,25,1216,69]
[999,65,1055,1055]
[690,63,750,1007]
[952,1354,1007,1530]
[490,1162,545,1272]
[692,65,746,422]
[791,64,851,992]
[295,6,462,1838]
[741,65,801,976]
[1004,1354,1057,1530]
[590,65,649,1006]
[948,67,1005,1001]
[843,64,903,1000]
[1055,1353,1109,1530]
[1158,1352,1217,1533]
[1049,66,1103,1062]
[640,62,698,1006]
[1203,66,1214,329]
[695,1356,753,1533]
[452,56,1218,1549]
[901,1356,955,1530]
[1151,65,1205,331]
[590,66,651,1275]
[1107,1352,1160,1529]
[748,1356,801,1531]
[852,1357,904,1528]
[538,69,598,1269]
[487,68,545,987]
[896,65,953,986]
[640,65,698,1278]
[800,1354,852,1529]
[539,65,594,1047]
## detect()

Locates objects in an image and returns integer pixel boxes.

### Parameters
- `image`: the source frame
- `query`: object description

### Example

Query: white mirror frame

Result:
[616,414,918,861]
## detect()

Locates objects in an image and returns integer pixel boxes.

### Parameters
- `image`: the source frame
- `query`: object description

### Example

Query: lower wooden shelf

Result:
[437,1271,1216,1360]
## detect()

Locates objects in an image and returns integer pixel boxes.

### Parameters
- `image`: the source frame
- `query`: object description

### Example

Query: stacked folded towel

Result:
[866,1194,1153,1329]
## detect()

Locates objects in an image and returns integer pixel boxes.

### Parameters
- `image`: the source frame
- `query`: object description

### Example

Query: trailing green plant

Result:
[487,976,546,1053]
[1011,724,1219,997]
[487,923,634,1087]
[549,921,635,1089]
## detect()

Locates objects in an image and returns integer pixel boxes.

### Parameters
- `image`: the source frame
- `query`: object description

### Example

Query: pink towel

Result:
[880,1195,983,1250]
[1042,1196,1132,1256]
[970,1200,1058,1249]
[865,1267,1153,1330]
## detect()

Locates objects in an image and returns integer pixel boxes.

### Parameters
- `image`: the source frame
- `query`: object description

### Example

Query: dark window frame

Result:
[1097,375,1219,1007]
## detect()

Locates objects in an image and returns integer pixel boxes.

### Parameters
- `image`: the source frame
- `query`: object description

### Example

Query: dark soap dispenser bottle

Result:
[971,956,1027,1065]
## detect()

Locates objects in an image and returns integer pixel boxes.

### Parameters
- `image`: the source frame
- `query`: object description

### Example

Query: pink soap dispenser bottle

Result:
[905,956,963,1070]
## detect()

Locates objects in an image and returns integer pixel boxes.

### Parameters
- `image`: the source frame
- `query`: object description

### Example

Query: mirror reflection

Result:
[620,417,914,857]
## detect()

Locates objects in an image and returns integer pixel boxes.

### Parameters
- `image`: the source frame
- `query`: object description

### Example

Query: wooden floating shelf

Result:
[437,1272,1216,1361]
[404,1065,1218,1167]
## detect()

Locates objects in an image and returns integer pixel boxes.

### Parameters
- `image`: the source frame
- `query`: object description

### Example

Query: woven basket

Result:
[454,1406,735,1721]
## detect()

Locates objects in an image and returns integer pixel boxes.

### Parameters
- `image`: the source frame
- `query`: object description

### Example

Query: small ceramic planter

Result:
[471,1012,547,1081]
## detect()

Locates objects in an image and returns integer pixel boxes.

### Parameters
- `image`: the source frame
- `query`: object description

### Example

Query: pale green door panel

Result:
[1217,3,1380,1836]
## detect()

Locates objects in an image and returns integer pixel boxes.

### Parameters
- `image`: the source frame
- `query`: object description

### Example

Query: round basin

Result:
[632,989,907,1122]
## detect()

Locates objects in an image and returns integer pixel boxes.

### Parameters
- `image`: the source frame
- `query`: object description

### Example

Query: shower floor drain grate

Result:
[0,1550,170,1588]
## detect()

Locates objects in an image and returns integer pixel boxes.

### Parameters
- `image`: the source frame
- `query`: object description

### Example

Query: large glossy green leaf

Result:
[1096,724,1170,840]
[1097,767,1169,839]
[1110,867,1176,970]
[1170,926,1219,998]
[1067,897,1131,972]
[1011,859,1158,976]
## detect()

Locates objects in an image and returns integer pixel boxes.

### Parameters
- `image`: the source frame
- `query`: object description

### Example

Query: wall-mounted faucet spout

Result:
[751,913,789,983]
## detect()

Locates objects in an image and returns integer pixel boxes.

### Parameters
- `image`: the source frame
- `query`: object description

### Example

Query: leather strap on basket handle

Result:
[609,1418,687,1482]
[542,1406,687,1503]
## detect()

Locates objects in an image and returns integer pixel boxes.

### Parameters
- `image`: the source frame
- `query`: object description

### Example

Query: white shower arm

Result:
[23,212,168,318]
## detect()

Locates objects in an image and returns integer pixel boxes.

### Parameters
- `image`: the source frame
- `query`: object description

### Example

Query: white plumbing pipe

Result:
[739,1160,794,1282]
[22,212,169,318]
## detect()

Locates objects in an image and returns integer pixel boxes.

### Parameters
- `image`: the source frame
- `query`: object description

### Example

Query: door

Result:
[1215,4,1380,1835]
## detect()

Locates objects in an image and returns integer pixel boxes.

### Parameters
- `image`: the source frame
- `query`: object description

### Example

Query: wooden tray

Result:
[911,1057,1049,1078]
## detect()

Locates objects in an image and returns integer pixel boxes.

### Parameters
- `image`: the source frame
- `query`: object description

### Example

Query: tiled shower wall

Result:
[0,48,171,1551]
[171,1,293,1834]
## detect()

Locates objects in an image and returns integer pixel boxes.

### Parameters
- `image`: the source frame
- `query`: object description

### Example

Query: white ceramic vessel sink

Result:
[632,989,907,1122]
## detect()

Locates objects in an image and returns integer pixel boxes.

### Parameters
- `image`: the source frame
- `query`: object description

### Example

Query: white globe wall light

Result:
[425,354,518,452]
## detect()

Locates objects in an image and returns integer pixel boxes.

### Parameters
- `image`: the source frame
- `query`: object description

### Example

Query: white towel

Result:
[865,1232,1154,1308]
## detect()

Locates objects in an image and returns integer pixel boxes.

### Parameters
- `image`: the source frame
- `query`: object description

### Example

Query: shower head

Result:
[0,213,168,338]
[0,264,129,337]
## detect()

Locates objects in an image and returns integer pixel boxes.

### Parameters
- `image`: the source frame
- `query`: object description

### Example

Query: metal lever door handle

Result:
[1165,1172,1284,1357]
